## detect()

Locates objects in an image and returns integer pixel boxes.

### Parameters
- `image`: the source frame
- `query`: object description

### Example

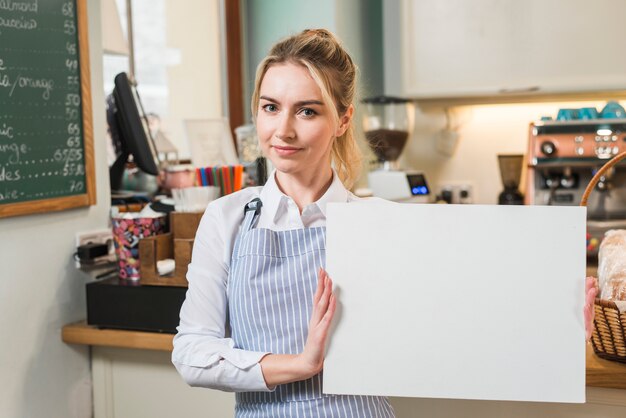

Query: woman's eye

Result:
[300,108,316,117]
[262,104,277,112]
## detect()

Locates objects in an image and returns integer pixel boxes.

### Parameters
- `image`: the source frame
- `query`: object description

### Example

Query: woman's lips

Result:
[273,145,302,156]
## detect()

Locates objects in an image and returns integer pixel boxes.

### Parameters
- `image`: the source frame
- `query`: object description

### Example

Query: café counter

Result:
[62,320,626,390]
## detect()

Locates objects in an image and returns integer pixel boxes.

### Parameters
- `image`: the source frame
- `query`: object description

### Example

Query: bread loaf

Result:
[598,229,626,301]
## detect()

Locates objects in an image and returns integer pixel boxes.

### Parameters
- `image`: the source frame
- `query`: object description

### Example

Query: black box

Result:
[86,277,187,333]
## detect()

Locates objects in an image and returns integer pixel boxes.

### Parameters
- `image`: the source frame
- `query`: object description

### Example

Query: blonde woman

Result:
[172,29,395,416]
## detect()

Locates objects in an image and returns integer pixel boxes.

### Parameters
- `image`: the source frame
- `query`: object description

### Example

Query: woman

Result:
[172,28,598,417]
[172,29,395,416]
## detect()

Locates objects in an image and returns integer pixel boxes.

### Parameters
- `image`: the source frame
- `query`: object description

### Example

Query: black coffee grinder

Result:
[498,154,524,205]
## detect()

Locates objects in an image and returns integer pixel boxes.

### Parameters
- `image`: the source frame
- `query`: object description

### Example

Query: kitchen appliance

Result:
[498,155,524,204]
[526,118,626,256]
[363,96,431,203]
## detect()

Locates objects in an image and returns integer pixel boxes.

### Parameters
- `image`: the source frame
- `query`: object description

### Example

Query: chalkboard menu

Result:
[0,0,95,218]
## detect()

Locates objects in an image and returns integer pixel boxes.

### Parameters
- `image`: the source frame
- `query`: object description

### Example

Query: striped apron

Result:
[227,199,395,417]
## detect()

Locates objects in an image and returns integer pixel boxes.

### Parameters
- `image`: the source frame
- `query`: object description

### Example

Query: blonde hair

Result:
[251,29,361,189]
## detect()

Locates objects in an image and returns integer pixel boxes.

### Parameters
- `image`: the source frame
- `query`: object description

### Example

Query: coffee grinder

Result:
[363,96,431,203]
[498,155,525,204]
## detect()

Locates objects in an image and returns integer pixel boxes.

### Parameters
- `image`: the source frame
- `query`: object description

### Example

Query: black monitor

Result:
[107,72,160,191]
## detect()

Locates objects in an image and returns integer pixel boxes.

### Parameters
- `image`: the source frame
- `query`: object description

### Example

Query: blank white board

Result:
[324,202,587,403]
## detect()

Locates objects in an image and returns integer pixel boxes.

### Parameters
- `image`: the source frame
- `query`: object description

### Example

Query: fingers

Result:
[584,277,598,341]
[586,286,598,306]
[322,293,337,325]
[313,268,325,305]
[311,270,334,327]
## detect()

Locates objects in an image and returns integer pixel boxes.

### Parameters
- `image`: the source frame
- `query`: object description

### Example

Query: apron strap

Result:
[242,198,263,232]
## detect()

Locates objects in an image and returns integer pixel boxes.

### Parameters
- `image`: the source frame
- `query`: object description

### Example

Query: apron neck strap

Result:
[242,198,263,232]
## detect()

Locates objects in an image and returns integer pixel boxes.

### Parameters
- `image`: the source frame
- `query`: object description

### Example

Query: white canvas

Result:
[324,202,587,403]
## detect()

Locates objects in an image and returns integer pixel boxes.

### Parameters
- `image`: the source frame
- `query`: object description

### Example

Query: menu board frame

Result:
[0,0,95,218]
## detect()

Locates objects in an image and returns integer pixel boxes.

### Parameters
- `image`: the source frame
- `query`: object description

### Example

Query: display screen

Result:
[407,173,430,196]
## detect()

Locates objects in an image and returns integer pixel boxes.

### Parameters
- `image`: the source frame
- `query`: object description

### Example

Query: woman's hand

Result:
[259,268,337,388]
[299,268,337,376]
[585,276,598,341]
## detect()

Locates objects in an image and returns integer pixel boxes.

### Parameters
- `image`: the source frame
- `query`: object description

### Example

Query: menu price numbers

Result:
[63,162,84,176]
[65,108,78,121]
[67,75,78,86]
[66,42,77,56]
[54,148,83,164]
[67,123,80,135]
[66,136,80,147]
[65,93,80,121]
[62,2,75,18]
[69,180,84,192]
[65,93,80,107]
[65,59,78,72]
[63,20,76,36]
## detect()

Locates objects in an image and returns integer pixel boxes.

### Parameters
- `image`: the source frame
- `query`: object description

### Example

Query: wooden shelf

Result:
[63,321,626,390]
[62,321,173,351]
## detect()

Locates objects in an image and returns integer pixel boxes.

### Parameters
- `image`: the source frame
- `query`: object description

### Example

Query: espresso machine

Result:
[526,118,626,256]
[363,96,431,203]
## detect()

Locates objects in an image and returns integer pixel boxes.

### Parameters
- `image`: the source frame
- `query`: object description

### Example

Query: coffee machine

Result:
[363,96,431,203]
[526,118,626,256]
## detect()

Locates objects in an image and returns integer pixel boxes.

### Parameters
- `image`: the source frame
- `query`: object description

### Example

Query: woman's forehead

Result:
[259,63,323,102]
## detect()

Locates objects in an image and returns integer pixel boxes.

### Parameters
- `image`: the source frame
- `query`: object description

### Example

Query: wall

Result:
[400,100,615,204]
[242,0,384,122]
[335,0,384,99]
[242,0,335,122]
[0,0,109,417]
[164,0,223,158]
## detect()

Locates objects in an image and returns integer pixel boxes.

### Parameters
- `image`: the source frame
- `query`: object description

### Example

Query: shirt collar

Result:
[259,169,350,221]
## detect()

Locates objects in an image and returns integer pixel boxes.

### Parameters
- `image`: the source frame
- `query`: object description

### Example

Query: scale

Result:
[362,96,431,203]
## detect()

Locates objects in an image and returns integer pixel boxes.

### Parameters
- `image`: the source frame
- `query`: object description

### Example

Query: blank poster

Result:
[324,202,587,403]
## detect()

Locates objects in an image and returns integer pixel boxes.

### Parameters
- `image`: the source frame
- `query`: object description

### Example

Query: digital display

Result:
[406,174,430,196]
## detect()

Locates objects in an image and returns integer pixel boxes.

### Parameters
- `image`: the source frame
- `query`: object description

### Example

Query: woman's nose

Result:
[274,113,295,140]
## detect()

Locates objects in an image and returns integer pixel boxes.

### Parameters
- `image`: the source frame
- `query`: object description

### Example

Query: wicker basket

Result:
[582,149,626,363]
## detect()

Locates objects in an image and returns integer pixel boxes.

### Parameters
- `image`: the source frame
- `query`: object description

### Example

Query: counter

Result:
[62,320,626,390]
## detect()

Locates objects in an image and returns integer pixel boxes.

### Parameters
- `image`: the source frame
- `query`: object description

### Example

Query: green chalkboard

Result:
[0,0,95,218]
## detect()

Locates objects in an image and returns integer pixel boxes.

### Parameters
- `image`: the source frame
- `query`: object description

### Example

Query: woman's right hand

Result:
[298,268,337,377]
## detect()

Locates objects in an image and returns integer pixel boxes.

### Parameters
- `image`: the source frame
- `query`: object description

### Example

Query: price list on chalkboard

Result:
[0,0,88,205]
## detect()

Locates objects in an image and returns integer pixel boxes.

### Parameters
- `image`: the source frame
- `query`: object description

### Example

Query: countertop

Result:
[62,320,626,390]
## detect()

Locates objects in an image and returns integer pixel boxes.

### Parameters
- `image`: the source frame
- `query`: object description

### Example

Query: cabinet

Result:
[384,0,626,99]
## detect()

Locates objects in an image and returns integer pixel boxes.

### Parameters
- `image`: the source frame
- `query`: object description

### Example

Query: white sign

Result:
[324,202,586,403]
[184,118,239,167]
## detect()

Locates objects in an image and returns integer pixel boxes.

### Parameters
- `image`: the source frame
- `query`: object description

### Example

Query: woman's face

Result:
[256,62,347,180]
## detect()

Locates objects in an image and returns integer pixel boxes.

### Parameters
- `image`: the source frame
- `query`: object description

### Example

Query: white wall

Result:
[0,0,109,416]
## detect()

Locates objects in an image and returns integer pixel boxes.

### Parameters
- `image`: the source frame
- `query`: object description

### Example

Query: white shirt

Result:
[172,170,361,392]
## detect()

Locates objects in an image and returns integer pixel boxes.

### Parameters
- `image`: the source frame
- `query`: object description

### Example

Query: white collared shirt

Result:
[172,170,360,392]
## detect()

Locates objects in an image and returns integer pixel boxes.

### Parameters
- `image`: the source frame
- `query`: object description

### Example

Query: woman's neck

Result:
[274,167,334,213]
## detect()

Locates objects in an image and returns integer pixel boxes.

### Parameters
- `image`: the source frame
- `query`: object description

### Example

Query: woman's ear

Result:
[335,104,354,137]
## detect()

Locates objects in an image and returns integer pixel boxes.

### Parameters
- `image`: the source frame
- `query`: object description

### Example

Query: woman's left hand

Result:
[585,276,598,341]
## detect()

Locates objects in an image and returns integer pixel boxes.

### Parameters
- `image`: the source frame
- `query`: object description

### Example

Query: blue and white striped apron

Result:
[227,199,395,417]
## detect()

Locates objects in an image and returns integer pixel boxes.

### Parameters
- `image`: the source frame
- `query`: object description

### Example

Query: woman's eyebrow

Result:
[259,96,324,107]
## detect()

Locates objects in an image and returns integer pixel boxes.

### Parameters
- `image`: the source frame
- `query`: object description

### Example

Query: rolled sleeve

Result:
[171,199,273,392]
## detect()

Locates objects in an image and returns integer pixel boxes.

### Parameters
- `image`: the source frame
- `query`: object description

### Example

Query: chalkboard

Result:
[0,0,95,218]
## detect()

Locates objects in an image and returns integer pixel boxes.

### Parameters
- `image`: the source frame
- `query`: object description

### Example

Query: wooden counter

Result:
[63,320,626,390]
[62,321,173,351]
